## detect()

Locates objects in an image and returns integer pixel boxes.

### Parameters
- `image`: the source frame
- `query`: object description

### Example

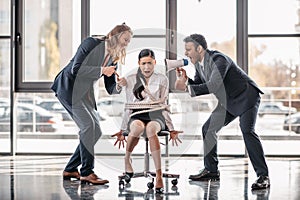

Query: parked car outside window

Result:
[37,99,107,122]
[97,98,125,116]
[258,102,297,117]
[37,99,73,121]
[0,103,63,132]
[283,112,300,134]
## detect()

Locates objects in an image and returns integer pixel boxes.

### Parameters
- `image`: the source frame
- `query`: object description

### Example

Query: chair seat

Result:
[122,130,169,137]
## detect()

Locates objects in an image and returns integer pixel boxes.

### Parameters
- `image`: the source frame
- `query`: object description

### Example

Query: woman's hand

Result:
[117,77,127,87]
[111,130,127,149]
[102,66,116,77]
[169,130,183,146]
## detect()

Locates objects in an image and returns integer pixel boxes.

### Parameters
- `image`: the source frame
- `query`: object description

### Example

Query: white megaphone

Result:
[165,58,189,72]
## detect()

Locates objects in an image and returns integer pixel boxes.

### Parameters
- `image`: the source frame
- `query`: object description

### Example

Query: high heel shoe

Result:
[155,187,164,194]
[122,172,134,184]
[125,172,134,178]
[155,177,164,194]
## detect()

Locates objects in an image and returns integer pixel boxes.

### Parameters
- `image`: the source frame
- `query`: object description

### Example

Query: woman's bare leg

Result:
[125,120,144,173]
[146,121,163,189]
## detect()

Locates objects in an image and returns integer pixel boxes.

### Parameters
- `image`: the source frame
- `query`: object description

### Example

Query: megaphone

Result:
[165,58,188,72]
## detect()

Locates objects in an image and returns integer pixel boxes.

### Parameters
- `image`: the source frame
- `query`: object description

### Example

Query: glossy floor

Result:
[0,155,299,200]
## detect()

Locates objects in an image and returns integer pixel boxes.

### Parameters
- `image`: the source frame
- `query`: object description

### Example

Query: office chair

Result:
[118,130,179,190]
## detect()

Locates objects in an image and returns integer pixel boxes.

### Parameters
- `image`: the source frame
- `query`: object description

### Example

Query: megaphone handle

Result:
[176,68,187,79]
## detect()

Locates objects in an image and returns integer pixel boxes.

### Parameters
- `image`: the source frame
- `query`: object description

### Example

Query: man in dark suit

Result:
[175,34,270,190]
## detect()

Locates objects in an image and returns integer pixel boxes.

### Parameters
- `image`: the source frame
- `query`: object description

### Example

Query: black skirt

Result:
[128,109,166,131]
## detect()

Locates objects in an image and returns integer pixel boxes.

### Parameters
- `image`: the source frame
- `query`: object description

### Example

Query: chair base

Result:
[118,171,179,190]
[118,130,179,191]
[119,171,180,179]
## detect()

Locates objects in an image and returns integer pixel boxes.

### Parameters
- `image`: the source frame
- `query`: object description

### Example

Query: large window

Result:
[249,0,299,34]
[90,0,166,79]
[177,0,236,59]
[0,0,11,153]
[0,40,10,153]
[15,0,81,91]
[248,0,300,139]
[0,0,10,35]
[4,0,300,155]
[171,0,240,154]
[244,0,300,155]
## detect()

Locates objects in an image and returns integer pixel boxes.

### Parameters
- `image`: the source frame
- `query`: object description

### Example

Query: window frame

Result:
[14,0,87,92]
[14,0,172,92]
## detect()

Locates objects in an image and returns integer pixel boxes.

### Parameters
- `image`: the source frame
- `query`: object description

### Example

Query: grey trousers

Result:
[57,95,102,176]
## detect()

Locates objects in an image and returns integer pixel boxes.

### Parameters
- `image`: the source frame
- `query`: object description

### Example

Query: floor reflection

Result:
[251,188,270,200]
[117,177,180,200]
[63,180,109,200]
[189,180,220,200]
[1,156,299,199]
[118,186,179,200]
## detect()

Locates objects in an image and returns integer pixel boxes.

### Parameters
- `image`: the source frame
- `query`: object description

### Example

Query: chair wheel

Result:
[171,179,178,186]
[124,174,131,183]
[171,185,178,191]
[147,182,154,189]
[125,183,131,188]
[119,180,125,186]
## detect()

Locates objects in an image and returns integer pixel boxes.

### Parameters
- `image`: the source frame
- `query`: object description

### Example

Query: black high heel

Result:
[123,172,134,183]
[155,187,164,194]
[125,172,134,178]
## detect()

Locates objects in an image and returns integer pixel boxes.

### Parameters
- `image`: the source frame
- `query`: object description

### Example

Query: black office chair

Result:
[118,130,180,190]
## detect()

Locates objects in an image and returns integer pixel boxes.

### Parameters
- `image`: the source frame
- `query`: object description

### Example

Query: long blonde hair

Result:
[106,23,133,64]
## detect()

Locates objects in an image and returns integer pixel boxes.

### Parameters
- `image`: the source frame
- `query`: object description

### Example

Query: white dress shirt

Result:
[121,72,174,131]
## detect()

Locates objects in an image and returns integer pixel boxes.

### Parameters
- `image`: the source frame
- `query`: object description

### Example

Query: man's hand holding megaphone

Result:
[164,58,189,91]
[175,67,188,91]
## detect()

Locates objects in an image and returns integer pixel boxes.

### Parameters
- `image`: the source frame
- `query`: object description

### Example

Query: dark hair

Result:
[183,34,207,50]
[133,49,155,100]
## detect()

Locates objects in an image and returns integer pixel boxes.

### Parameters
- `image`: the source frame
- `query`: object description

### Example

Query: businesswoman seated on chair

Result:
[112,49,182,193]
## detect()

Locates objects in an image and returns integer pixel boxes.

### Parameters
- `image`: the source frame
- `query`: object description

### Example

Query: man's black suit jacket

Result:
[188,49,263,116]
[51,37,119,107]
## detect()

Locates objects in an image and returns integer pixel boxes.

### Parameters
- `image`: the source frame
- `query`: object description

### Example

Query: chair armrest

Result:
[158,130,170,137]
[122,131,129,137]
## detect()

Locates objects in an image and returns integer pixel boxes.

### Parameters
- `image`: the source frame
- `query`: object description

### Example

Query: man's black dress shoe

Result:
[251,176,270,190]
[189,168,220,181]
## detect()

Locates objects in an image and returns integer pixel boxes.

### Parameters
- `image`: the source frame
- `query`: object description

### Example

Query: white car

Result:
[258,102,297,117]
[97,98,125,116]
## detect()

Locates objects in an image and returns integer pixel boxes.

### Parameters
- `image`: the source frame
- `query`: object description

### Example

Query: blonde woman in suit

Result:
[51,23,132,185]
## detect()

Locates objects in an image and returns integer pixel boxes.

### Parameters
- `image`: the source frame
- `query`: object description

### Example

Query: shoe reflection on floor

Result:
[63,180,109,199]
[189,180,220,200]
[118,184,179,199]
[251,187,270,200]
